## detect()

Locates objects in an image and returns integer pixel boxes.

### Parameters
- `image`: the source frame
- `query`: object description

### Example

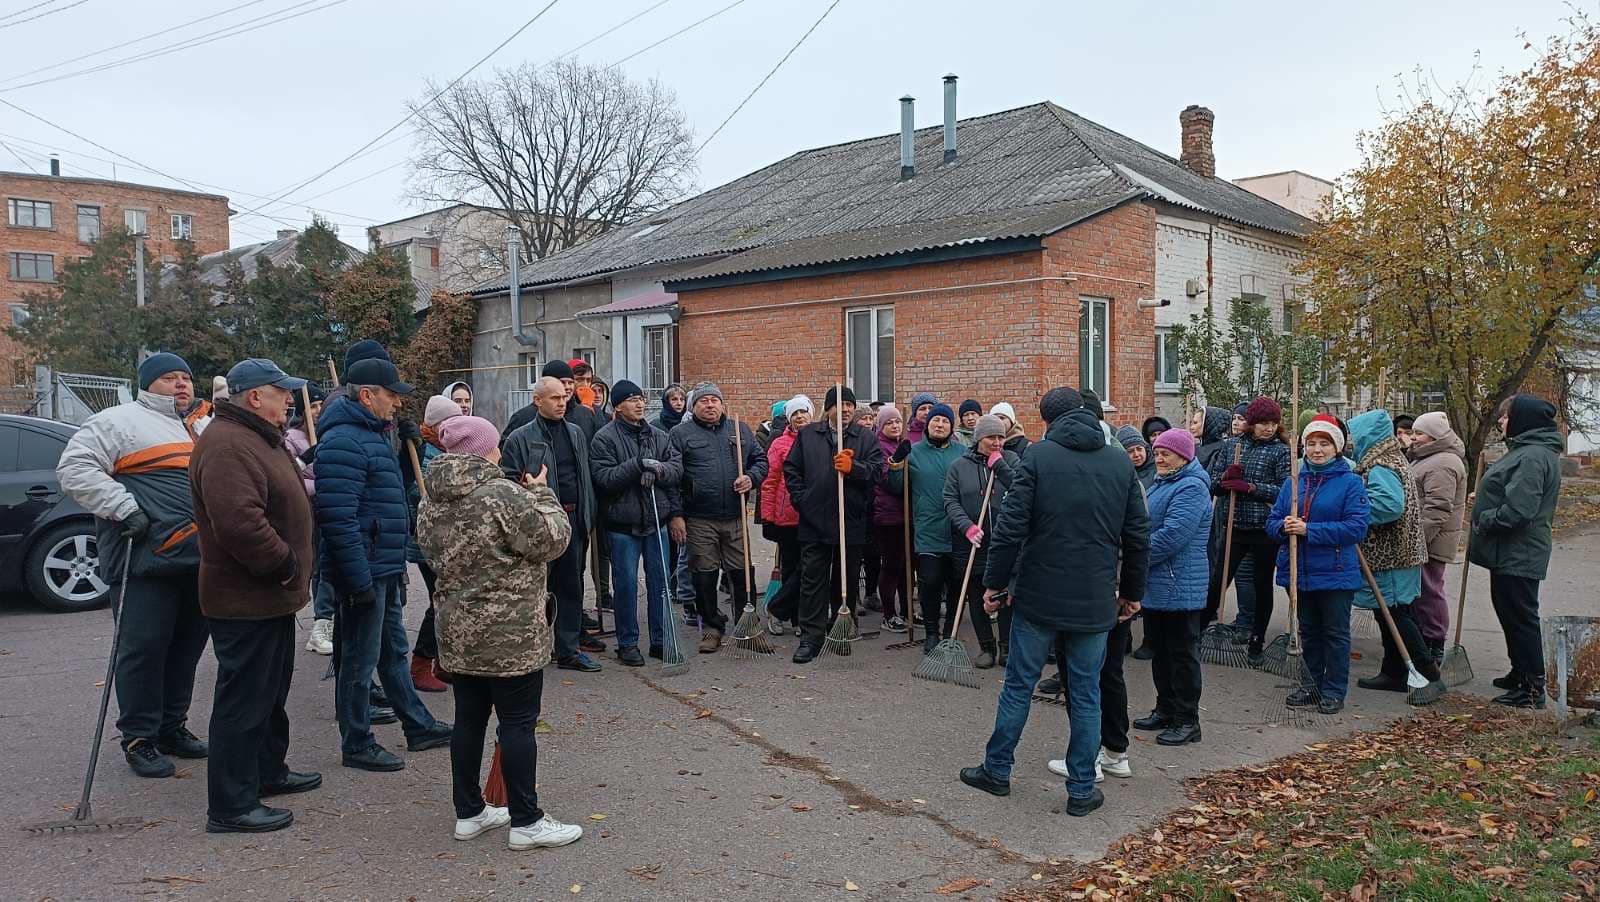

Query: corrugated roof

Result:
[162,233,366,293]
[575,291,678,317]
[472,101,1313,295]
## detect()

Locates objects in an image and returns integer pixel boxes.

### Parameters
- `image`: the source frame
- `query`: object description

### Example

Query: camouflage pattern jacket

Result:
[417,453,572,677]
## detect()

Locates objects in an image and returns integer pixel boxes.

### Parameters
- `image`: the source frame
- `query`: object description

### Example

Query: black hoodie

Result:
[1195,406,1232,471]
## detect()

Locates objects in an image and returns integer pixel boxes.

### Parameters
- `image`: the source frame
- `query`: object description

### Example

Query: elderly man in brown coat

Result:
[190,359,318,834]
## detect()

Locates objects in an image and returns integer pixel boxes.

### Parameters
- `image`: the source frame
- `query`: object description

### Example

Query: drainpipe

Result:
[508,226,536,347]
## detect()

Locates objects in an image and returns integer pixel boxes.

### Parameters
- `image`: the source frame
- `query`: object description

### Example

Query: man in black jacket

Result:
[783,386,884,663]
[591,380,682,666]
[667,383,767,654]
[505,360,600,442]
[958,387,1150,817]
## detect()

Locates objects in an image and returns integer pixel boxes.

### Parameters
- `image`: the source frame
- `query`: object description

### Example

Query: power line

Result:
[554,0,673,60]
[607,0,750,70]
[0,0,273,86]
[695,0,841,154]
[0,136,40,172]
[0,0,88,30]
[0,0,61,22]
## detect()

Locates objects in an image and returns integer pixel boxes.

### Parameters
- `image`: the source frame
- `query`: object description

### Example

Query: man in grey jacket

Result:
[57,352,214,779]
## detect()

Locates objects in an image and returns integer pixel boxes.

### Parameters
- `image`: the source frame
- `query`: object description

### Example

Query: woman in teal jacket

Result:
[886,404,966,653]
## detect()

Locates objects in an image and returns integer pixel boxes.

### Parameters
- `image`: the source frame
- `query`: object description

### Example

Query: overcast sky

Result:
[0,0,1584,248]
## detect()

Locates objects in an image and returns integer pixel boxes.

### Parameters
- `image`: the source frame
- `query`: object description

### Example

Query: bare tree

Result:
[407,58,697,265]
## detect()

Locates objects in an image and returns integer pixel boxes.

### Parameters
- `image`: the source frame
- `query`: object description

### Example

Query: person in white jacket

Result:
[56,352,214,779]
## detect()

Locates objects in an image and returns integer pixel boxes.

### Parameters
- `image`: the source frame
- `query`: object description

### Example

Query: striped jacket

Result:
[56,390,211,579]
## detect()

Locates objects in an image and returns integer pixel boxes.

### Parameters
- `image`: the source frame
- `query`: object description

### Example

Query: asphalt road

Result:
[4,527,1596,901]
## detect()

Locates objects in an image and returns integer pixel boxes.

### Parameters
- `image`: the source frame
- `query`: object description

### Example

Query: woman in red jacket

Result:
[759,395,812,633]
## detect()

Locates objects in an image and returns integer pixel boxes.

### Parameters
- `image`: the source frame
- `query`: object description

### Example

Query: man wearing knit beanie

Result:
[57,350,213,778]
[1406,411,1466,661]
[957,399,982,444]
[1038,386,1083,424]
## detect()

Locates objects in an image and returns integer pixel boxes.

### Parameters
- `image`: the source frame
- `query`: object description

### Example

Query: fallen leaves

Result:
[589,814,607,821]
[935,877,983,894]
[694,708,712,719]
[843,879,859,891]
[789,803,812,812]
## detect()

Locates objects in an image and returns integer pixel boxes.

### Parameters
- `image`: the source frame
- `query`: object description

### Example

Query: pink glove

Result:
[965,524,984,546]
[986,450,1003,469]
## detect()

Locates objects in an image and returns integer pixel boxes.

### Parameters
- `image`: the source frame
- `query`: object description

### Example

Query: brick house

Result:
[2,164,230,385]
[469,85,1312,432]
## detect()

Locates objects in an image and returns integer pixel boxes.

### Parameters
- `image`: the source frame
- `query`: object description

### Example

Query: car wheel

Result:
[25,522,109,613]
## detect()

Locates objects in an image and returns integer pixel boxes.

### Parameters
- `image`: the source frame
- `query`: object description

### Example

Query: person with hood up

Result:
[1205,397,1292,662]
[1141,416,1171,446]
[989,402,1031,457]
[1117,425,1157,492]
[655,384,694,617]
[1347,409,1444,702]
[761,396,812,634]
[870,404,911,633]
[1265,415,1371,715]
[959,387,1150,817]
[1190,406,1232,472]
[415,415,585,852]
[56,352,213,778]
[886,404,967,652]
[757,399,787,451]
[943,414,1019,668]
[956,399,982,445]
[1125,428,1212,747]
[1470,395,1564,708]
[906,391,938,445]
[1407,411,1467,661]
[442,382,473,417]
[1230,402,1250,437]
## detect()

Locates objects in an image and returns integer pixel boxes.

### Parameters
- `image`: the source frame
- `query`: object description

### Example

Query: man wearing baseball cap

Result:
[191,359,321,832]
[316,355,452,772]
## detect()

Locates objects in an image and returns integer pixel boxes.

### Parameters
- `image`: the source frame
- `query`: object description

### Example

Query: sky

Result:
[0,0,1586,249]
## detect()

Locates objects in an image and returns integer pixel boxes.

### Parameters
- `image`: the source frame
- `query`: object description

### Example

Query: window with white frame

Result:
[170,213,192,240]
[124,209,147,235]
[574,348,596,368]
[77,205,100,243]
[519,352,540,389]
[845,305,894,403]
[1079,297,1110,403]
[1155,327,1181,391]
[643,324,674,400]
[7,198,51,228]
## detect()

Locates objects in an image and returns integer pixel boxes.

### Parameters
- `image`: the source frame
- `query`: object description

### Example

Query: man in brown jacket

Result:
[190,359,318,834]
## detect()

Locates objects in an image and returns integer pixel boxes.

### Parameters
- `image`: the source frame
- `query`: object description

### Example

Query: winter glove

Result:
[119,509,150,541]
[397,418,422,444]
[891,440,912,463]
[640,458,664,475]
[272,552,299,588]
[344,585,377,608]
[833,449,855,475]
[1220,477,1251,494]
[965,524,984,547]
[642,471,658,489]
[1222,463,1245,482]
[298,444,318,465]
[986,450,1003,469]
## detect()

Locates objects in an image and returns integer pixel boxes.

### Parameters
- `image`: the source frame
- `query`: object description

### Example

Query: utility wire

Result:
[0,137,40,172]
[695,0,841,154]
[607,0,749,70]
[0,0,273,85]
[553,0,673,60]
[0,0,61,22]
[0,0,87,29]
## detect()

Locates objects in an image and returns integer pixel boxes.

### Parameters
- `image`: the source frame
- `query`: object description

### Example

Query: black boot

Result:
[692,570,724,634]
[1357,672,1409,692]
[975,641,997,669]
[1495,675,1547,709]
[726,571,752,627]
[1492,671,1522,690]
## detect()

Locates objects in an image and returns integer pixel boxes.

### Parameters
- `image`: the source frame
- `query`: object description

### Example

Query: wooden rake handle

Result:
[1356,545,1416,670]
[947,468,997,641]
[733,415,752,595]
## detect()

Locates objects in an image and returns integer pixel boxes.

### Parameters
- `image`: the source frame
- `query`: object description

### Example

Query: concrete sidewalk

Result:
[3,527,1595,901]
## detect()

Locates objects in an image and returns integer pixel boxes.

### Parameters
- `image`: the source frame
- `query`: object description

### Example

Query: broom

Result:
[1357,547,1445,705]
[821,384,860,666]
[912,469,993,690]
[730,416,774,658]
[1200,444,1249,667]
[1439,456,1485,688]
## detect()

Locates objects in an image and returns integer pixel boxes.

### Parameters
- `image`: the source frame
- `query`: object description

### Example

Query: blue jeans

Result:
[1297,589,1353,701]
[674,543,696,603]
[608,529,669,651]
[983,613,1108,800]
[312,576,336,620]
[335,575,437,754]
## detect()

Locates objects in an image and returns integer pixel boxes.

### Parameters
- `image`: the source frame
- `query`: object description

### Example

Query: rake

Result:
[650,492,690,677]
[1200,444,1250,668]
[1440,457,1486,688]
[1264,368,1317,729]
[820,386,862,668]
[913,469,994,690]
[730,418,774,659]
[23,540,145,836]
[1357,547,1445,705]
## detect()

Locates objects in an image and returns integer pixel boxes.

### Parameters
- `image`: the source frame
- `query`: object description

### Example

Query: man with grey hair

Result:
[668,383,767,653]
[502,376,599,671]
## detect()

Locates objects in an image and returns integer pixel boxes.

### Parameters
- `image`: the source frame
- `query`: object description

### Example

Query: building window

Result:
[1079,296,1110,403]
[77,205,100,243]
[643,324,674,400]
[519,353,540,389]
[574,348,595,368]
[8,252,54,282]
[170,213,192,240]
[7,198,52,228]
[845,305,895,403]
[1155,327,1181,391]
[124,209,147,235]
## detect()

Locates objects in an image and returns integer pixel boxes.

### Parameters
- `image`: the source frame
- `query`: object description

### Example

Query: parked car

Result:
[0,414,108,612]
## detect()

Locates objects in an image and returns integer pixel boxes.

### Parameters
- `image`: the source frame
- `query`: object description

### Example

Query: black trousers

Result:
[765,527,804,623]
[451,670,545,827]
[114,573,210,742]
[1144,609,1203,725]
[1376,603,1441,682]
[415,561,439,660]
[828,543,864,618]
[1203,532,1276,643]
[961,552,1010,649]
[1489,571,1544,687]
[855,528,881,602]
[1059,618,1131,753]
[916,553,959,639]
[797,542,861,645]
[206,615,293,819]
[548,514,587,659]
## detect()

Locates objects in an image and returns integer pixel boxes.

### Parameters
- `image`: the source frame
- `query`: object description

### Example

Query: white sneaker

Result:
[1097,749,1132,779]
[454,805,510,840]
[508,815,583,850]
[1047,758,1105,783]
[305,619,334,655]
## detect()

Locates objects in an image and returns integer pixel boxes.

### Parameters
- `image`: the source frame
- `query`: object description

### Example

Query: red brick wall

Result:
[1,173,230,384]
[677,200,1159,436]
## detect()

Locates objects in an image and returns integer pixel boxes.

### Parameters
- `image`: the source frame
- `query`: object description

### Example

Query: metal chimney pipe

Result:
[49,155,60,176]
[508,225,536,347]
[943,74,958,163]
[899,95,915,180]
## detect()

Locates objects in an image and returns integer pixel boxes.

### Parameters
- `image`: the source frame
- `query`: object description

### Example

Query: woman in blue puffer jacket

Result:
[1135,429,1213,746]
[1266,415,1371,714]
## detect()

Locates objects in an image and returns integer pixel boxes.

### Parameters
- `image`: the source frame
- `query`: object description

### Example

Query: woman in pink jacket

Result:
[760,396,812,633]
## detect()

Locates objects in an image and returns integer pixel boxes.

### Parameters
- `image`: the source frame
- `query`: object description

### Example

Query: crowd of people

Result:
[55,338,1566,839]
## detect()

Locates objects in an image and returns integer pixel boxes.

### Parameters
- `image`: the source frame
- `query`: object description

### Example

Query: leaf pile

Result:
[1007,699,1600,900]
